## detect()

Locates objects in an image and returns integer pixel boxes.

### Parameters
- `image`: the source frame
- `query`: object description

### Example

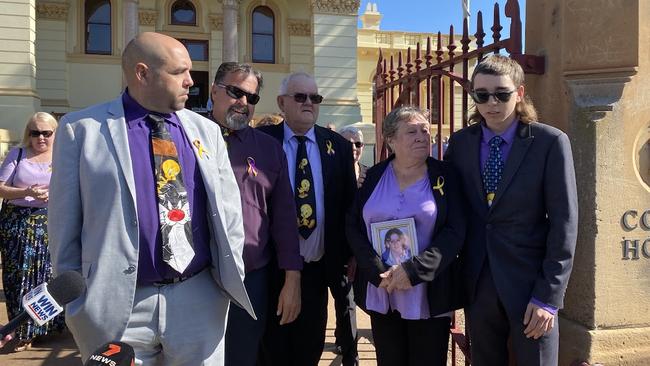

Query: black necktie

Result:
[294,135,317,239]
[149,114,195,273]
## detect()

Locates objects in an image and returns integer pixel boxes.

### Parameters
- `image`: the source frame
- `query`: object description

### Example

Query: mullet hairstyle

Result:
[468,54,538,125]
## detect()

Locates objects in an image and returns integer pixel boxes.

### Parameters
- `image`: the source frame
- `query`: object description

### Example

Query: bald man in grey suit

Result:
[48,32,253,365]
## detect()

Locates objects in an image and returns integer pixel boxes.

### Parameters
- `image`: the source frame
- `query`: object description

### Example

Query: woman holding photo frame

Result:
[346,106,466,366]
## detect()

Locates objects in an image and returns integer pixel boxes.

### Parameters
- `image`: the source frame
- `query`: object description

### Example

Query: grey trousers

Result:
[121,269,230,366]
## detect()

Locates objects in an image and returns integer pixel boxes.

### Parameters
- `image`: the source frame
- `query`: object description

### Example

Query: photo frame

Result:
[370,218,418,266]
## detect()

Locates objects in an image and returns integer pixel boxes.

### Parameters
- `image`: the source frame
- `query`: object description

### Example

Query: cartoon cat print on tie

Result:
[483,135,505,207]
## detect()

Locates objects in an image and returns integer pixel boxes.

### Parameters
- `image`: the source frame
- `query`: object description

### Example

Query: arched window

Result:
[85,0,111,54]
[171,0,196,26]
[252,6,274,63]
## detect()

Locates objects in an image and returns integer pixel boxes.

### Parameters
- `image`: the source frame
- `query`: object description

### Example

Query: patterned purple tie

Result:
[482,135,504,207]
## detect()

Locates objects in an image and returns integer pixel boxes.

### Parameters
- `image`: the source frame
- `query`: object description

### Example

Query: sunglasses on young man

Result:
[29,130,54,138]
[470,90,516,104]
[217,84,260,105]
[284,93,324,104]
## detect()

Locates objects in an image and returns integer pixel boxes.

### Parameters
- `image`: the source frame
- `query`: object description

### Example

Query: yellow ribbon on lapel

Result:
[193,139,209,160]
[326,140,335,156]
[432,176,445,196]
[246,157,258,176]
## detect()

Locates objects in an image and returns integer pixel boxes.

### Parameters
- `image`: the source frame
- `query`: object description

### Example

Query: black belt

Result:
[152,269,204,287]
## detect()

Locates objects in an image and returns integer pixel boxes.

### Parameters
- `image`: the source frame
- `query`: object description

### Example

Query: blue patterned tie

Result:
[482,135,504,207]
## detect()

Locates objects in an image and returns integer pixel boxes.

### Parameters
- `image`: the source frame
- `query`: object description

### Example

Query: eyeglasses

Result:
[217,84,260,105]
[284,93,323,104]
[29,130,54,138]
[352,141,364,148]
[470,90,516,104]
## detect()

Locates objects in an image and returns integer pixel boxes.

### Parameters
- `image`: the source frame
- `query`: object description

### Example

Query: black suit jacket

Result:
[444,121,578,320]
[258,122,357,275]
[345,155,467,315]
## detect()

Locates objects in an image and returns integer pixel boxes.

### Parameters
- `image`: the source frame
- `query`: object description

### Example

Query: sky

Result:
[358,0,527,42]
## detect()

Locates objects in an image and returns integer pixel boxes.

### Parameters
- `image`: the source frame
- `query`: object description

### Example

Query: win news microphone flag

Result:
[0,271,85,338]
[84,342,135,366]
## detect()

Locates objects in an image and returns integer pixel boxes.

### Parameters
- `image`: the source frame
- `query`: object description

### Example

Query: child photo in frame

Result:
[370,218,418,266]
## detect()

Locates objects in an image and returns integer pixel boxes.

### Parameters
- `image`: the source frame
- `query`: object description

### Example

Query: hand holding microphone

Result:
[0,270,86,339]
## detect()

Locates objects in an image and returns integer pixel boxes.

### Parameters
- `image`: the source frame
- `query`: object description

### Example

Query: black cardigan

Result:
[345,155,467,316]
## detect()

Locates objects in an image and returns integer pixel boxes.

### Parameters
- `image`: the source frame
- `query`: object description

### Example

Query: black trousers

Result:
[466,264,559,366]
[258,259,329,366]
[369,310,450,366]
[225,265,269,366]
[329,268,359,366]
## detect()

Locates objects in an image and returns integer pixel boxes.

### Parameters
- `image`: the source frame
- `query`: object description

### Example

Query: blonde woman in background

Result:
[0,112,65,352]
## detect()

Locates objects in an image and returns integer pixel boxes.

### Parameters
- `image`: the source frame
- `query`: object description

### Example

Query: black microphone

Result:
[0,271,85,338]
[84,341,135,366]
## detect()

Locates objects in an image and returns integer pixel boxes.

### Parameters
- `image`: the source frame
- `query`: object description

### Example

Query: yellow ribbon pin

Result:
[193,140,209,159]
[326,140,335,156]
[432,176,445,196]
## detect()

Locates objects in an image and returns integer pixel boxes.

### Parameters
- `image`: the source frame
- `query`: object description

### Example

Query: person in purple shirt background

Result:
[346,106,466,366]
[48,32,254,364]
[209,62,302,366]
[444,54,578,365]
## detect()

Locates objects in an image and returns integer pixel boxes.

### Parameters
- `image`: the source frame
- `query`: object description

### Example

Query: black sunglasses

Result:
[29,130,54,138]
[284,93,323,104]
[352,141,364,148]
[470,90,516,104]
[217,84,260,105]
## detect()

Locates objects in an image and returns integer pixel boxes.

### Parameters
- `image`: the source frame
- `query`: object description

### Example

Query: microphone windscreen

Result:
[48,270,86,305]
[84,342,135,366]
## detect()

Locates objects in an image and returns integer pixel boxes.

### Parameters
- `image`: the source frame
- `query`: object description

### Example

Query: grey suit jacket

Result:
[444,121,578,320]
[48,96,254,358]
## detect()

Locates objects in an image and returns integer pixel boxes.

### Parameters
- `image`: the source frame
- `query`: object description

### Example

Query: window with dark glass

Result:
[252,6,275,63]
[171,0,196,26]
[85,0,111,54]
[179,39,209,61]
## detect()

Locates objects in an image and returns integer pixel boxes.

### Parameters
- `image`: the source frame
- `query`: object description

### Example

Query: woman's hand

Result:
[27,185,49,202]
[379,265,413,293]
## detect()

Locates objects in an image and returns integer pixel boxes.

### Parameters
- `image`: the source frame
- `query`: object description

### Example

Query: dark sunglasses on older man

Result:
[284,93,323,104]
[470,90,516,104]
[29,130,54,138]
[352,141,364,148]
[217,84,260,105]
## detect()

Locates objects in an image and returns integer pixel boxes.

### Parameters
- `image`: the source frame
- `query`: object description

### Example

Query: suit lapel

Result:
[176,110,216,191]
[314,126,332,191]
[106,98,137,205]
[466,125,486,212]
[490,122,533,210]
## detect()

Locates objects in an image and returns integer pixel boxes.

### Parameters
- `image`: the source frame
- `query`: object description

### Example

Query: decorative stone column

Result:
[123,0,139,46]
[0,0,39,142]
[525,0,650,364]
[36,1,70,115]
[220,0,240,62]
[310,0,362,127]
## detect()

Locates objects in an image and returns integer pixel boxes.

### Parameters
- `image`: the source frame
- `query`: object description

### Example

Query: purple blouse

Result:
[362,162,437,320]
[0,147,51,208]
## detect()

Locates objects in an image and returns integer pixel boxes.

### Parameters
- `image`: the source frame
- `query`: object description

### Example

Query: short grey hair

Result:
[278,72,316,95]
[382,106,430,140]
[338,125,364,142]
[214,62,263,92]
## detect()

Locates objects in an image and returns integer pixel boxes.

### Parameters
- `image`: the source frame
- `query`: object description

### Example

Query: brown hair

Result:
[468,54,538,124]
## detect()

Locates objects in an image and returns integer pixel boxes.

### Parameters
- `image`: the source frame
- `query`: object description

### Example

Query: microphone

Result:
[0,271,85,338]
[84,341,135,366]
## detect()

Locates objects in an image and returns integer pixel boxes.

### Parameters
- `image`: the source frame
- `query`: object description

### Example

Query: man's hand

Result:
[346,256,357,282]
[277,270,301,325]
[0,332,13,348]
[523,302,555,339]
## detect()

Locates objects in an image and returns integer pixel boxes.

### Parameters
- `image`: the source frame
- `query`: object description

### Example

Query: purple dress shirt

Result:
[362,163,437,320]
[480,119,558,315]
[221,126,303,273]
[122,91,211,284]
